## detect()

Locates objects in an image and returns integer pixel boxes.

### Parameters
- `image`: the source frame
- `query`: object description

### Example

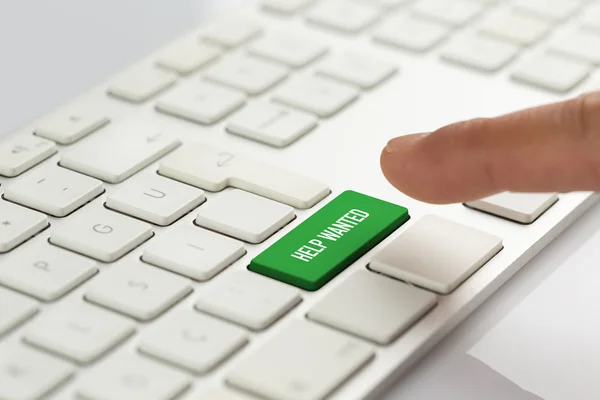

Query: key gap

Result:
[0,222,51,255]
[102,197,206,228]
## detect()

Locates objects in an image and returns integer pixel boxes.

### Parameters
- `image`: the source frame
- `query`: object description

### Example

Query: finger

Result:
[380,91,600,204]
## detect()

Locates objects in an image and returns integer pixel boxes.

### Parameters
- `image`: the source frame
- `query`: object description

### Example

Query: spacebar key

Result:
[249,190,409,291]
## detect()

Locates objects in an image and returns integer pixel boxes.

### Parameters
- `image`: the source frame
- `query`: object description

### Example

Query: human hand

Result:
[380,91,600,204]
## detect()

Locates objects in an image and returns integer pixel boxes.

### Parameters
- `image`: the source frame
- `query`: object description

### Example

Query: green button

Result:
[249,190,409,291]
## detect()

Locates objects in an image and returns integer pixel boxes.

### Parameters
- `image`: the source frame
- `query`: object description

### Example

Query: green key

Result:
[249,190,409,291]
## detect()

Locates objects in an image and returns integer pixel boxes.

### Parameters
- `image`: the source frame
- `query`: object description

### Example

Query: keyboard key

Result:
[0,242,97,301]
[316,51,397,89]
[370,215,503,294]
[228,321,373,400]
[35,108,110,145]
[412,0,485,27]
[142,225,245,281]
[77,353,190,400]
[50,207,153,262]
[201,20,262,48]
[204,54,289,95]
[273,75,359,117]
[159,142,330,209]
[106,174,205,226]
[195,270,301,330]
[249,33,328,68]
[250,190,409,291]
[0,345,73,400]
[156,81,246,125]
[156,39,221,75]
[201,387,258,400]
[195,189,295,243]
[308,271,437,344]
[511,52,591,93]
[0,201,48,253]
[23,302,135,364]
[139,309,248,373]
[441,34,521,72]
[479,9,552,46]
[0,136,56,178]
[261,0,315,14]
[85,260,192,320]
[549,29,600,65]
[4,166,104,217]
[465,192,559,224]
[107,65,177,103]
[306,0,381,33]
[60,121,180,183]
[513,0,583,22]
[373,13,450,52]
[0,287,38,336]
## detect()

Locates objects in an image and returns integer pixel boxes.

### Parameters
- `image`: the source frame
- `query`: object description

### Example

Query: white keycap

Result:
[139,309,248,373]
[61,121,180,183]
[228,321,374,400]
[306,0,381,33]
[371,215,503,294]
[261,0,315,14]
[316,51,397,89]
[35,108,109,145]
[106,174,205,226]
[4,166,103,217]
[159,142,330,209]
[201,20,262,48]
[85,260,192,320]
[0,201,47,253]
[0,242,97,301]
[373,13,451,52]
[249,33,328,68]
[77,354,190,400]
[549,29,600,65]
[308,271,437,345]
[195,271,301,330]
[142,225,245,281]
[50,208,153,262]
[513,0,584,22]
[107,65,177,103]
[582,4,600,34]
[0,345,73,400]
[202,387,258,400]
[511,52,591,93]
[226,102,318,147]
[156,39,221,75]
[479,9,552,46]
[204,54,289,95]
[412,0,485,27]
[465,192,559,224]
[156,81,246,125]
[441,34,521,72]
[24,302,135,364]
[0,287,38,336]
[195,189,295,244]
[273,75,359,117]
[0,136,56,178]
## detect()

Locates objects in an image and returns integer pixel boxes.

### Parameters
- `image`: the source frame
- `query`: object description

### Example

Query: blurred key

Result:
[511,52,591,93]
[0,287,38,336]
[249,32,328,68]
[0,136,56,178]
[306,0,381,33]
[373,13,450,52]
[107,65,177,103]
[35,107,109,144]
[157,39,221,75]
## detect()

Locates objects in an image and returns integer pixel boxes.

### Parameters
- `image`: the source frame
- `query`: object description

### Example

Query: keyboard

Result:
[1,0,599,399]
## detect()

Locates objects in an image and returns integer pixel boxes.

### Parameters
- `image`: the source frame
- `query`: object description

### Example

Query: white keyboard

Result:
[1,0,599,399]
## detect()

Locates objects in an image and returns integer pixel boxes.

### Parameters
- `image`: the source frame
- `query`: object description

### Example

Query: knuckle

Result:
[572,92,600,139]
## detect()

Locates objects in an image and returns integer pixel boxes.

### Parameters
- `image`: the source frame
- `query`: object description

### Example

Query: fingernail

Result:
[385,133,429,154]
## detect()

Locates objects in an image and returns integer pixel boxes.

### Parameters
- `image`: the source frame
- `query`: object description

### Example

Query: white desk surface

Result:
[2,1,598,399]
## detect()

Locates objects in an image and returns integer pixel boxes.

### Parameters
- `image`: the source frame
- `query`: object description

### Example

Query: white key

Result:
[4,166,104,217]
[228,321,374,400]
[60,121,180,183]
[273,75,359,117]
[479,9,552,46]
[249,33,328,68]
[0,345,73,400]
[262,0,315,14]
[85,260,192,320]
[156,81,246,125]
[139,309,248,373]
[549,29,600,65]
[142,225,245,281]
[106,174,205,226]
[23,302,135,364]
[77,354,190,400]
[0,201,47,253]
[306,0,381,33]
[201,387,259,400]
[195,271,301,330]
[511,52,591,93]
[0,136,56,178]
[226,102,318,147]
[412,0,485,27]
[371,215,503,294]
[159,142,330,209]
[582,4,600,34]
[441,34,521,72]
[0,242,97,301]
[373,13,450,52]
[316,51,397,89]
[308,271,437,345]
[50,208,153,262]
[35,108,109,145]
[195,189,295,244]
[513,0,584,22]
[0,287,38,336]
[201,20,262,48]
[156,39,221,75]
[465,192,559,224]
[204,54,289,95]
[107,65,177,103]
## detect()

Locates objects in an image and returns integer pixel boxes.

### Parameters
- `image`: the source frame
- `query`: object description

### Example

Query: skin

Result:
[380,91,600,204]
